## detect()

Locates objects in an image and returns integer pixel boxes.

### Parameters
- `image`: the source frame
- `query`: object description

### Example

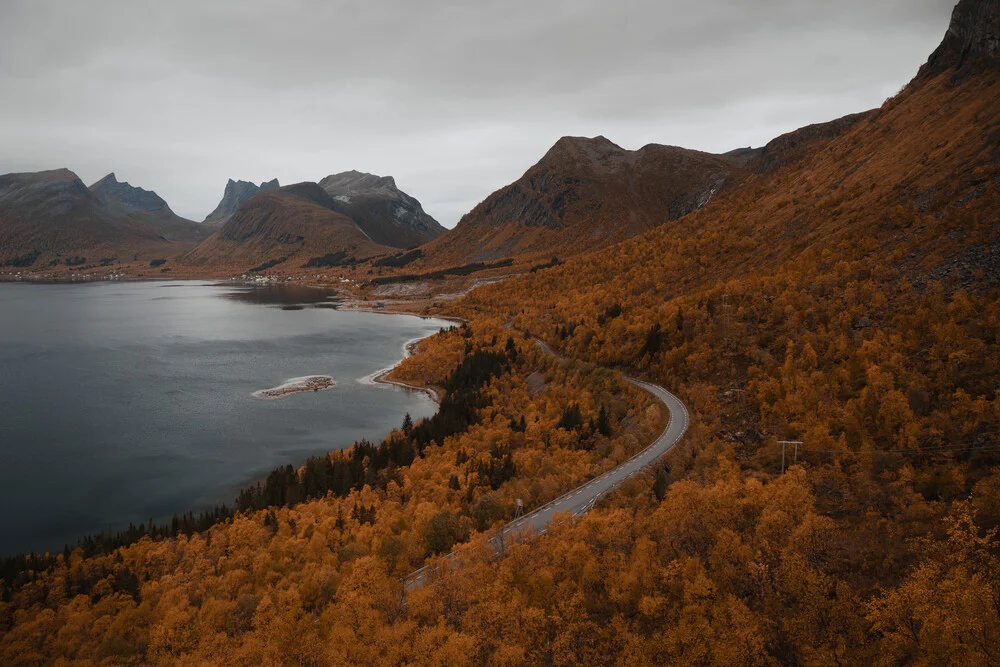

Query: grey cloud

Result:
[0,0,956,225]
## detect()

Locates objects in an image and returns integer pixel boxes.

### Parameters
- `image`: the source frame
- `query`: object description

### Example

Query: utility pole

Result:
[778,441,803,474]
[721,294,732,352]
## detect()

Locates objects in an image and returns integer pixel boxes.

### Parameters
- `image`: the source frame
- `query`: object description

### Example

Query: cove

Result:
[0,281,449,556]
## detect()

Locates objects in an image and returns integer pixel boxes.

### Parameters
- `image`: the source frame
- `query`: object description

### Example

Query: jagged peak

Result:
[224,178,279,190]
[205,177,280,222]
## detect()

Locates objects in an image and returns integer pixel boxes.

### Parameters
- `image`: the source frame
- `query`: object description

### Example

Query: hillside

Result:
[440,0,1000,659]
[181,181,392,271]
[202,177,280,227]
[319,170,446,248]
[0,169,187,268]
[89,173,207,243]
[2,1,1000,664]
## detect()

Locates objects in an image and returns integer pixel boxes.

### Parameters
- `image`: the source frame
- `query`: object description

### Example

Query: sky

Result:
[0,0,956,227]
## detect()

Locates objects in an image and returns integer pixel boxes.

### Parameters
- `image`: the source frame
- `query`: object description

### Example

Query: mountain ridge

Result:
[88,173,207,243]
[0,168,185,265]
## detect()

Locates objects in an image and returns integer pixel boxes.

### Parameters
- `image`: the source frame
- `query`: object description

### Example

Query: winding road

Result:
[404,340,689,589]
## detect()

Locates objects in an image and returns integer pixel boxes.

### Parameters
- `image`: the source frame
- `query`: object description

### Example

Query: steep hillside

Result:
[202,177,280,227]
[89,173,207,243]
[319,170,445,248]
[465,4,1000,366]
[182,181,391,270]
[0,169,184,267]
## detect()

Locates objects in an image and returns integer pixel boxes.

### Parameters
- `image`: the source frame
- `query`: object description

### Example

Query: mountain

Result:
[89,173,206,243]
[203,178,280,226]
[423,112,889,268]
[0,169,183,267]
[318,171,445,248]
[419,137,751,266]
[472,0,1000,324]
[181,181,391,270]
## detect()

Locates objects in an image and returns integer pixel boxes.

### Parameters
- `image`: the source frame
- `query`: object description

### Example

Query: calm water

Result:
[0,281,448,556]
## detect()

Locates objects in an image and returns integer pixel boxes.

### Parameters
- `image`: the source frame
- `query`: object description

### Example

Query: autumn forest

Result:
[3,1,1000,665]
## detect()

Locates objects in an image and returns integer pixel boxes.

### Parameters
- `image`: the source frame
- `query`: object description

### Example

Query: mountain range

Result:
[0,169,445,271]
[2,0,996,279]
[0,169,185,267]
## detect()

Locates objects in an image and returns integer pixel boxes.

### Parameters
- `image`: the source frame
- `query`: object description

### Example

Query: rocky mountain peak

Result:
[89,173,171,214]
[317,171,445,247]
[917,0,1000,81]
[204,178,280,223]
[541,136,637,175]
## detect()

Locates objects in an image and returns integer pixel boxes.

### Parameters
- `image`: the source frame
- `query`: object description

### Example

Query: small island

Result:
[250,375,335,400]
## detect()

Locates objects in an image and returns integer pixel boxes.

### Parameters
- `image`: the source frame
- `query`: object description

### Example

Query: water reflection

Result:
[221,283,342,308]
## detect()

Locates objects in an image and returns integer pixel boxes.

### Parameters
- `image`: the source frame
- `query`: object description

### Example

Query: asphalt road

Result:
[404,340,690,589]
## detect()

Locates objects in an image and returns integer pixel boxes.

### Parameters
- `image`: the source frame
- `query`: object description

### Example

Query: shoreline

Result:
[365,334,442,403]
[358,312,464,405]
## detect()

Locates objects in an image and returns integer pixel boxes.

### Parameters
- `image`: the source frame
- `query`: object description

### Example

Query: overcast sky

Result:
[0,0,955,226]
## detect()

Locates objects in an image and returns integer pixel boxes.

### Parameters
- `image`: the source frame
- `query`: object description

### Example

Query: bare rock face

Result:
[89,173,206,242]
[204,178,280,224]
[318,170,445,248]
[90,173,171,214]
[917,0,1000,82]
